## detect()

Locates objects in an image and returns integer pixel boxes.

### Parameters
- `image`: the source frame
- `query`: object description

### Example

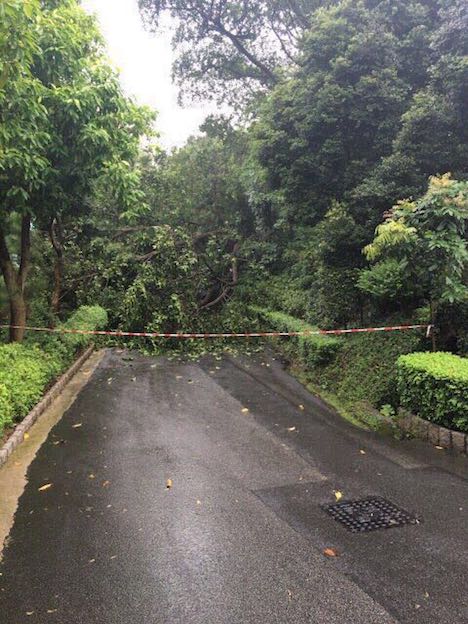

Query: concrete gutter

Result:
[0,345,96,468]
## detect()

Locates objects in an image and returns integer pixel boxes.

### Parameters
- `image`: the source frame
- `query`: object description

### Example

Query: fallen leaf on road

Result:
[89,559,95,563]
[38,483,52,492]
[196,500,202,506]
[47,609,58,614]
[360,449,366,455]
[241,408,249,413]
[72,423,82,429]
[298,404,305,411]
[131,377,136,382]
[434,445,444,450]
[166,479,173,489]
[287,426,296,432]
[102,480,110,488]
[323,548,339,558]
[88,474,95,480]
[334,491,343,501]
[24,433,30,440]
[26,611,35,616]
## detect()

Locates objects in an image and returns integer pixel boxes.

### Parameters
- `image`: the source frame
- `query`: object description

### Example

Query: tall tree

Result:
[0,0,49,341]
[138,0,324,105]
[253,0,442,227]
[0,0,154,340]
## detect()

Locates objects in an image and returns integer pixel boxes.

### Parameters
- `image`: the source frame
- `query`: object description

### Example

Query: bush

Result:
[253,307,342,366]
[0,344,63,433]
[397,352,468,433]
[0,305,107,435]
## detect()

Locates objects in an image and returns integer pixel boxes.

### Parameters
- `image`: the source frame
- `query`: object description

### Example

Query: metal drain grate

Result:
[321,496,418,533]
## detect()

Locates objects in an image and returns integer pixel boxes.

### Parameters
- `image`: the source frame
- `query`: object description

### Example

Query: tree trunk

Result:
[9,293,27,342]
[0,214,31,343]
[49,217,64,316]
[430,300,437,352]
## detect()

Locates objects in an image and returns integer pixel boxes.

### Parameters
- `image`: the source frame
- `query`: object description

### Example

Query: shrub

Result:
[252,307,342,366]
[397,352,468,433]
[0,344,63,433]
[59,305,108,354]
[0,305,107,435]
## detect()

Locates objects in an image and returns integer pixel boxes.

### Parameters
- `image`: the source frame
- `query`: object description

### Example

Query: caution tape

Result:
[0,323,433,339]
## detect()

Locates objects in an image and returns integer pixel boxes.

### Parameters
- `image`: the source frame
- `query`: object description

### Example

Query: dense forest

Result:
[1,0,467,430]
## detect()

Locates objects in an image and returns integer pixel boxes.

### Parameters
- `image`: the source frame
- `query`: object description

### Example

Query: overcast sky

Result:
[82,0,217,148]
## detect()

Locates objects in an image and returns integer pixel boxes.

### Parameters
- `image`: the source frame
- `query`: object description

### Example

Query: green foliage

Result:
[253,307,342,366]
[138,1,318,105]
[358,259,422,304]
[397,352,468,432]
[363,175,468,308]
[58,305,108,354]
[0,304,107,435]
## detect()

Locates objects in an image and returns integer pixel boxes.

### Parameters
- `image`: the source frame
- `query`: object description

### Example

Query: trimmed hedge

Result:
[0,305,107,435]
[397,352,468,433]
[252,307,342,366]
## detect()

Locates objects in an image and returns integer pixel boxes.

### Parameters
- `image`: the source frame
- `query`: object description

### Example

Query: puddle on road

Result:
[0,350,104,559]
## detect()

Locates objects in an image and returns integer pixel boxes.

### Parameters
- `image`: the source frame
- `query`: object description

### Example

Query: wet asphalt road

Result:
[0,349,467,623]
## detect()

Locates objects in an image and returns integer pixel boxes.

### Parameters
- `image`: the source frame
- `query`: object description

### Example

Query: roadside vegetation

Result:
[1,0,467,436]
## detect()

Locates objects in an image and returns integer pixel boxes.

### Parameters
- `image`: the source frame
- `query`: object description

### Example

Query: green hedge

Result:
[0,305,107,435]
[397,352,468,433]
[252,307,342,366]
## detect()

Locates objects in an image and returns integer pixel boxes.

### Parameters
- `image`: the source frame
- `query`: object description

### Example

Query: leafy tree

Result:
[138,0,324,105]
[353,0,468,218]
[253,0,442,226]
[361,175,468,347]
[0,0,49,341]
[0,0,154,340]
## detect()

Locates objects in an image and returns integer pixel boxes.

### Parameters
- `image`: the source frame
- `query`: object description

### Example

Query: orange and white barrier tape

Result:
[0,323,433,339]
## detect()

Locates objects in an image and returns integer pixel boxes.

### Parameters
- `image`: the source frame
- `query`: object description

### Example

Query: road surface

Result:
[0,349,467,623]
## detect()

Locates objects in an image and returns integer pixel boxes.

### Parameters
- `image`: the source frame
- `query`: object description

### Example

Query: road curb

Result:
[397,408,467,455]
[0,345,95,469]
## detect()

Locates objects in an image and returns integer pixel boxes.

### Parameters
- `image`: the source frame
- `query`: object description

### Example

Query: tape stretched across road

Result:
[0,324,433,339]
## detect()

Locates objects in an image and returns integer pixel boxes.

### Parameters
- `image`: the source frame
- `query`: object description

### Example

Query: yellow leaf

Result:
[241,408,249,413]
[24,432,30,440]
[323,547,339,558]
[334,491,343,501]
[166,479,173,489]
[38,483,52,492]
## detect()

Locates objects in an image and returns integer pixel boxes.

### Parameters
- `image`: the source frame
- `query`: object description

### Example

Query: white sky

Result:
[81,0,217,148]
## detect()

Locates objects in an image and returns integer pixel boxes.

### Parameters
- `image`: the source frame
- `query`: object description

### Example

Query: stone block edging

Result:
[397,408,467,455]
[0,345,95,469]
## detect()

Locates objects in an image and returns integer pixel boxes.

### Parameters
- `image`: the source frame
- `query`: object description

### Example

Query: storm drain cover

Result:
[321,496,418,533]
